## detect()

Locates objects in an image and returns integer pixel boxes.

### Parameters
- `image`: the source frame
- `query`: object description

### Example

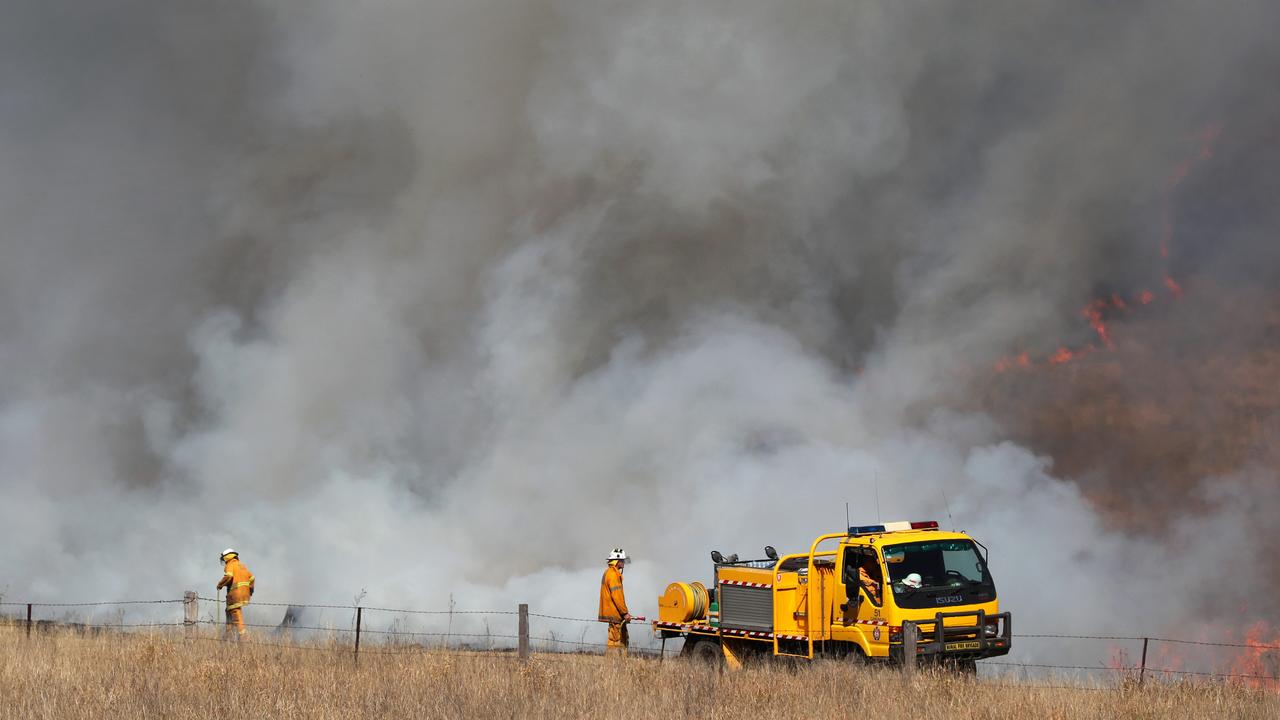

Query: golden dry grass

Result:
[3,627,1278,719]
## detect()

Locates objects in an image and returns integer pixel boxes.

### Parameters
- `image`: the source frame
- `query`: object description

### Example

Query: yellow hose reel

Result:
[658,581,709,623]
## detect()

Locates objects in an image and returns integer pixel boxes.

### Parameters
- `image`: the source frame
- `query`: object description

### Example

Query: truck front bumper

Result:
[889,610,1012,662]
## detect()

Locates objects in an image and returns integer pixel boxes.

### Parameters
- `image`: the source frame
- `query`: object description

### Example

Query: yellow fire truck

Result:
[652,521,1011,669]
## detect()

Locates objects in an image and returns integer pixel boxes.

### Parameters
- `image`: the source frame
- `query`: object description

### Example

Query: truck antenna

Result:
[874,473,881,523]
[941,486,955,529]
[845,502,850,530]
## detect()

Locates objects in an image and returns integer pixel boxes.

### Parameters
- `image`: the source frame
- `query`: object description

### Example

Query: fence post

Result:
[902,620,916,677]
[1138,637,1149,686]
[354,607,363,664]
[184,591,198,638]
[518,603,530,661]
[26,603,32,639]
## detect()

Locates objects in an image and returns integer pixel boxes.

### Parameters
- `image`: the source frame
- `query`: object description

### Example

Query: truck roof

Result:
[844,528,973,545]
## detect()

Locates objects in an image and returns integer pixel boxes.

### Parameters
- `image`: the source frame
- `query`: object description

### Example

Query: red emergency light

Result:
[909,520,939,530]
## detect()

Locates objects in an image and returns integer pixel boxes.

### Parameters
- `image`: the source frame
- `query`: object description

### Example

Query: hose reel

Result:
[658,581,710,623]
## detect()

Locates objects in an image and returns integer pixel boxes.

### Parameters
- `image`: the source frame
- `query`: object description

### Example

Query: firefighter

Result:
[858,559,881,600]
[216,548,255,637]
[598,548,630,656]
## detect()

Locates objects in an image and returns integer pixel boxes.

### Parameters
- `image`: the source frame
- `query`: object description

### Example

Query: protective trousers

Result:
[225,606,246,637]
[606,622,629,656]
[225,584,251,637]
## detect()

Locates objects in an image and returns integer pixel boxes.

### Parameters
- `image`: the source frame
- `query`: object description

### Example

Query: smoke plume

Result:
[3,0,1280,665]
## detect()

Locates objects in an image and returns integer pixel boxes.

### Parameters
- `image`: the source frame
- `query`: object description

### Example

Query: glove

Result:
[249,587,254,597]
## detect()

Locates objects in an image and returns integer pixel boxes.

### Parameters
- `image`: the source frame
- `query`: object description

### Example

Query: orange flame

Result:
[1082,300,1114,348]
[1228,621,1280,690]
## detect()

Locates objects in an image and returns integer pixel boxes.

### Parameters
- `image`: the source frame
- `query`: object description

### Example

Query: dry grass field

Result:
[3,627,1278,719]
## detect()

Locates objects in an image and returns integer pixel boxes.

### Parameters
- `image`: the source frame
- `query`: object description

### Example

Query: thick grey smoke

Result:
[3,0,1279,666]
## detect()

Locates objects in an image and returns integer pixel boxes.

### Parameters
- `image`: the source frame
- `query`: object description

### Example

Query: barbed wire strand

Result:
[192,597,517,615]
[1016,634,1280,651]
[6,621,187,629]
[986,661,1124,673]
[528,612,599,623]
[0,599,183,607]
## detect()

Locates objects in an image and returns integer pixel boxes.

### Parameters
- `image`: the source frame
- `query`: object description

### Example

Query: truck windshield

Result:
[882,540,996,609]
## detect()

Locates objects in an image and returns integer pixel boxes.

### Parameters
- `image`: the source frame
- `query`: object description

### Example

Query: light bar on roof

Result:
[848,524,886,535]
[882,521,912,532]
[910,520,939,529]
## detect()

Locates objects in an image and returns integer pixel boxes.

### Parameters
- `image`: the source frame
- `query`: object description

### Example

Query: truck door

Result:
[842,546,889,656]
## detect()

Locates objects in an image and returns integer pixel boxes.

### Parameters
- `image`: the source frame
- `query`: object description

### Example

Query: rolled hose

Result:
[660,581,709,623]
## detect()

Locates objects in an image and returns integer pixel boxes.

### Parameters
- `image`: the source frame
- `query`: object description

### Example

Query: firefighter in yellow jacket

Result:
[598,548,630,655]
[217,548,255,637]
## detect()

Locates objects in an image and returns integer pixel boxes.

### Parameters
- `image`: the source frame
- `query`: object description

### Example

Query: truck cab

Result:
[654,521,1011,668]
[829,522,1010,664]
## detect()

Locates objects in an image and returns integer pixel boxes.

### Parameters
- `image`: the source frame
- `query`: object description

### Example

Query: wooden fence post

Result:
[26,603,32,639]
[518,604,530,661]
[354,607,363,664]
[1139,637,1149,686]
[184,591,198,638]
[902,620,917,677]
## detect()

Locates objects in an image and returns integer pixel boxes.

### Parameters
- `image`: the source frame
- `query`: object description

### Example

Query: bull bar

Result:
[890,610,1012,662]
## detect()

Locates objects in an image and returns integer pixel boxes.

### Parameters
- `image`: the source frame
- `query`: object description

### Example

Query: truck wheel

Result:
[683,639,724,667]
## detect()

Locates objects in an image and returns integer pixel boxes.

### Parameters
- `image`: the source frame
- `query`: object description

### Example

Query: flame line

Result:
[995,123,1223,372]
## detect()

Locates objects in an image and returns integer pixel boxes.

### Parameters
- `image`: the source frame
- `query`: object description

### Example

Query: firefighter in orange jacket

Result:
[598,548,630,655]
[217,548,255,637]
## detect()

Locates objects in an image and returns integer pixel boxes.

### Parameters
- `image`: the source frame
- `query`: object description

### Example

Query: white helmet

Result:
[220,548,238,561]
[608,548,628,562]
[902,572,923,589]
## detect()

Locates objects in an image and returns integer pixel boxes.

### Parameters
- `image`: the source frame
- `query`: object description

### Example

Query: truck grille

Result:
[719,585,773,632]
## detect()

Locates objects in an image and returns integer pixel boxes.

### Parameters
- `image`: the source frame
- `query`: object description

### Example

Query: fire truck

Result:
[652,521,1012,669]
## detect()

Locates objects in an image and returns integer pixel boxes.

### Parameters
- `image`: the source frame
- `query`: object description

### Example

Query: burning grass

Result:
[2,627,1278,719]
[977,283,1280,532]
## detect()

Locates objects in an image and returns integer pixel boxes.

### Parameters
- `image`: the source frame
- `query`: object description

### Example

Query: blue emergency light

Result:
[848,520,939,536]
[848,524,886,535]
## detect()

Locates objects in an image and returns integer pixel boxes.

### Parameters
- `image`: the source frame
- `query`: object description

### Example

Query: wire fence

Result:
[2,595,1278,687]
[988,632,1280,687]
[0,594,669,660]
